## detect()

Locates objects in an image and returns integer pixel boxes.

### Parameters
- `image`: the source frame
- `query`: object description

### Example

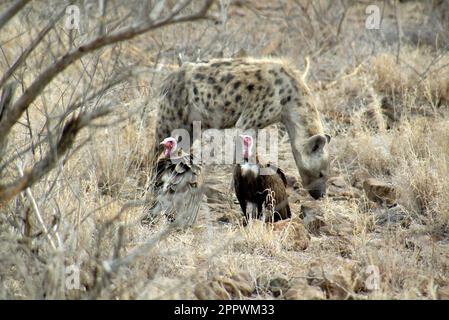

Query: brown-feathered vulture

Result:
[233,134,291,225]
[141,137,204,228]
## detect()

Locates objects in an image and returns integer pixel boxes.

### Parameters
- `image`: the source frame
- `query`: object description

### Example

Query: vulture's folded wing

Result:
[142,151,204,229]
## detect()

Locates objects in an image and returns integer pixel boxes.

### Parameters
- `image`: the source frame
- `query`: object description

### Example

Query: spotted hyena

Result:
[154,57,331,199]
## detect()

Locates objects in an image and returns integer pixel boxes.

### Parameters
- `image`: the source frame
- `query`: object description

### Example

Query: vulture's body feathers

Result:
[234,135,291,225]
[142,140,204,228]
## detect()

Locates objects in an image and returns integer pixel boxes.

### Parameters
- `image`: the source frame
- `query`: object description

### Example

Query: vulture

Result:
[233,134,291,225]
[141,137,204,228]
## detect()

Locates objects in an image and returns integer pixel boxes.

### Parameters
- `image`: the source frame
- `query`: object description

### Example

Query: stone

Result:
[194,272,255,300]
[284,279,325,300]
[217,212,244,225]
[218,272,255,297]
[328,176,347,188]
[437,285,449,300]
[327,176,360,198]
[374,205,411,228]
[194,281,229,300]
[306,263,365,299]
[363,178,397,206]
[299,202,327,236]
[271,217,310,251]
[285,175,300,189]
[205,186,228,204]
[351,169,371,190]
[268,277,290,297]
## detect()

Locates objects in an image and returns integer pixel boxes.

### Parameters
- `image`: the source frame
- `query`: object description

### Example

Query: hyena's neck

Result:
[285,75,324,138]
[285,96,324,138]
[282,95,324,166]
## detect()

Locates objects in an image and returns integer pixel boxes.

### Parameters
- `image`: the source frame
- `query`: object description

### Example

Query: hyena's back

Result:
[156,57,305,143]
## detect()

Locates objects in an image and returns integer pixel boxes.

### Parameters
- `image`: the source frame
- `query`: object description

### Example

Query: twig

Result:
[0,8,65,89]
[16,162,57,250]
[0,108,114,204]
[394,0,402,64]
[0,0,31,30]
[0,0,214,147]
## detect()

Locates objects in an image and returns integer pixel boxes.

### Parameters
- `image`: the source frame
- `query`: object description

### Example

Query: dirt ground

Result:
[0,0,448,299]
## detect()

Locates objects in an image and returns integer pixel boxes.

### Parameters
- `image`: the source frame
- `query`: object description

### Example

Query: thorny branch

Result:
[0,0,215,206]
[0,0,31,30]
[0,0,214,147]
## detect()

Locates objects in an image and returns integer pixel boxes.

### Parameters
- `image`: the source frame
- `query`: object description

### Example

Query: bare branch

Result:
[0,8,65,89]
[0,67,139,174]
[0,0,214,147]
[0,109,112,205]
[16,162,57,250]
[0,82,17,164]
[0,0,31,30]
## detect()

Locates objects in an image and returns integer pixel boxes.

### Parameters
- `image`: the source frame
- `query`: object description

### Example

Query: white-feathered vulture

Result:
[233,134,291,225]
[141,137,203,228]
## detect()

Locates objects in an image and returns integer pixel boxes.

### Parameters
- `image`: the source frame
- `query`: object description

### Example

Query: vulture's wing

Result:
[275,167,288,188]
[258,163,291,221]
[233,164,242,198]
[142,150,204,229]
[265,163,288,187]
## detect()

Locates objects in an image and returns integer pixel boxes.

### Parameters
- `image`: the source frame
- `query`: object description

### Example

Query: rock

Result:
[285,175,300,189]
[271,217,310,251]
[327,176,360,198]
[381,96,401,124]
[217,211,244,225]
[300,202,356,236]
[307,263,365,299]
[268,277,290,297]
[363,104,387,132]
[363,178,397,206]
[194,272,255,300]
[256,274,270,289]
[299,202,327,236]
[217,214,231,223]
[374,205,411,228]
[219,272,255,297]
[234,48,248,58]
[320,236,353,258]
[194,281,230,300]
[437,286,449,300]
[284,279,325,300]
[351,169,371,189]
[329,176,347,188]
[205,186,228,204]
[256,275,292,298]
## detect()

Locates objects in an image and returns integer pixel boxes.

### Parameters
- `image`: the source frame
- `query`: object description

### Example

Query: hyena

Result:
[154,57,331,199]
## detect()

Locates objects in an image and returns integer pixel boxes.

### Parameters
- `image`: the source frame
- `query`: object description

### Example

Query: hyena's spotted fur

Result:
[154,57,331,198]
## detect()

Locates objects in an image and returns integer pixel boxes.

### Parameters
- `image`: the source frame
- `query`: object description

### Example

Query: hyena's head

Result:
[299,134,331,199]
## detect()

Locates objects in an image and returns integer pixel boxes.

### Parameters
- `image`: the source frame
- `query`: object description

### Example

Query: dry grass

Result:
[0,0,448,300]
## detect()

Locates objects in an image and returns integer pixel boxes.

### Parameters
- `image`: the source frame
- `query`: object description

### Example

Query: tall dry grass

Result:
[0,0,448,300]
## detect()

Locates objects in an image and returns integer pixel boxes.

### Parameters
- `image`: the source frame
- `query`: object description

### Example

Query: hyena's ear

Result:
[325,134,331,143]
[306,134,327,154]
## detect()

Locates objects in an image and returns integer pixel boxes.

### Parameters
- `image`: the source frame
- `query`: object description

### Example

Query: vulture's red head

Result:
[239,134,254,160]
[160,137,177,157]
